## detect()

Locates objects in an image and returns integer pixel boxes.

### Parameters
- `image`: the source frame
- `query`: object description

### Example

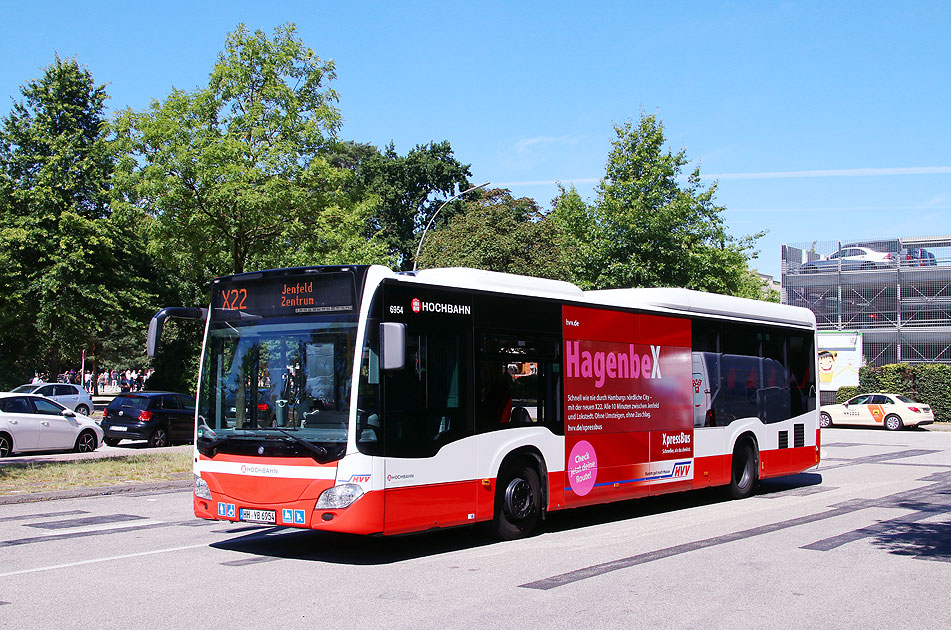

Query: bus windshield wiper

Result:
[272,428,328,461]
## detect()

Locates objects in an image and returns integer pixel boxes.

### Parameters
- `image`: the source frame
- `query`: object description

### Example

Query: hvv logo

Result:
[672,462,691,477]
[348,474,371,483]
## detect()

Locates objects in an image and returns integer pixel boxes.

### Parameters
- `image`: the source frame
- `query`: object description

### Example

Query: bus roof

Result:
[408,267,586,300]
[404,268,814,328]
[586,287,816,328]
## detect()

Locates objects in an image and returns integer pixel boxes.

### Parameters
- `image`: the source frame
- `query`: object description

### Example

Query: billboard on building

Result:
[817,331,863,391]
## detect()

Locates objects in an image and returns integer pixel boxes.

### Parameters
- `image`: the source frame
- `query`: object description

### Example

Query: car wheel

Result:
[0,433,11,457]
[75,404,91,416]
[104,438,121,447]
[884,414,904,431]
[491,461,542,540]
[148,426,170,448]
[819,412,833,428]
[728,440,758,500]
[74,430,98,453]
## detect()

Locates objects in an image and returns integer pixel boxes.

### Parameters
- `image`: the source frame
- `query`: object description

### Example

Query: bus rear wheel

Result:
[492,463,541,540]
[728,441,758,500]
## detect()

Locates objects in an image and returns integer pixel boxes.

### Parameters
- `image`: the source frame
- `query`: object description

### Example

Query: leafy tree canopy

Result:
[551,113,768,298]
[114,23,388,277]
[357,140,472,270]
[0,56,153,385]
[417,188,566,279]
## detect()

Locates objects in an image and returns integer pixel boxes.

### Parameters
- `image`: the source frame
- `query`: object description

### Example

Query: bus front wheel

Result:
[492,463,541,540]
[728,441,758,500]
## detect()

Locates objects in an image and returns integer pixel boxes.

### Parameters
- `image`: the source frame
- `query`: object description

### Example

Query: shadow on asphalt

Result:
[209,472,824,565]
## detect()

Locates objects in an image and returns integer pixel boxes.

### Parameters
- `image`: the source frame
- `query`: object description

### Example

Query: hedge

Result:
[834,363,951,423]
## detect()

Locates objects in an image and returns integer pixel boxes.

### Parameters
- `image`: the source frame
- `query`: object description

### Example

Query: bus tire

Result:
[492,462,541,540]
[728,440,758,500]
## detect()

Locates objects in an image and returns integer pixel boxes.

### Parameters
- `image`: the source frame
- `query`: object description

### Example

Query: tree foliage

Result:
[417,188,566,278]
[114,23,387,277]
[551,114,768,297]
[357,141,472,270]
[0,56,152,385]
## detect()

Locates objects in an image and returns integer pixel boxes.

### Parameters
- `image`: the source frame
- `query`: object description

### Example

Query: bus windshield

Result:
[197,316,358,463]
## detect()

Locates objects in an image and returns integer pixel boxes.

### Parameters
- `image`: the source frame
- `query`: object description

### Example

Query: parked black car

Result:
[100,392,196,447]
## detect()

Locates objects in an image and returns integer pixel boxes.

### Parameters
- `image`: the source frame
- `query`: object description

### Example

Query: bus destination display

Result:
[212,272,355,318]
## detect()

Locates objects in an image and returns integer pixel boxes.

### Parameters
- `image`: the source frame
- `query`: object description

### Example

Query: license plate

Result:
[112,426,128,432]
[240,509,276,524]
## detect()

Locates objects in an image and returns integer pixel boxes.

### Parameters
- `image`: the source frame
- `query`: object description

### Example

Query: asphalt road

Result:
[0,427,949,629]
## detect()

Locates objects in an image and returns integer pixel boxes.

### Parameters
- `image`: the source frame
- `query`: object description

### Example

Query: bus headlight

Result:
[316,483,364,509]
[194,474,212,500]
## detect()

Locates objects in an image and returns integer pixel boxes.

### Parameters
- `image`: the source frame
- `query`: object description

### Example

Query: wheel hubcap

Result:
[504,478,533,520]
[735,458,751,489]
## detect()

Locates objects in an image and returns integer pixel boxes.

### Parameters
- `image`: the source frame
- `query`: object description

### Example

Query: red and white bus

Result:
[149,265,819,539]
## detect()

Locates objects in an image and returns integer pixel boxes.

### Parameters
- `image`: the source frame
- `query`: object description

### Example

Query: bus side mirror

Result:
[380,323,406,370]
[147,307,207,358]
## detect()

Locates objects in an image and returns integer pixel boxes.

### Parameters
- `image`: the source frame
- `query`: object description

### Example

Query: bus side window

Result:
[477,335,559,434]
[379,333,470,458]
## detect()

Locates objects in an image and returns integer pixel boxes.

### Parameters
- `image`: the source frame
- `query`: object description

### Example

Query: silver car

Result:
[800,247,895,273]
[10,383,94,416]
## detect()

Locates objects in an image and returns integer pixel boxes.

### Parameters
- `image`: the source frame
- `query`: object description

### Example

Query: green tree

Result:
[359,141,472,270]
[552,114,766,296]
[0,56,152,385]
[115,23,387,278]
[417,188,566,278]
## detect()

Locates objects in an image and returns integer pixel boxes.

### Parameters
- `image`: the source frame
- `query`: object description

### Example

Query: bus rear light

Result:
[139,410,153,421]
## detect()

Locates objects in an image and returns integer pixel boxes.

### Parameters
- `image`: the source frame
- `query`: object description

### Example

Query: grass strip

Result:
[0,451,192,495]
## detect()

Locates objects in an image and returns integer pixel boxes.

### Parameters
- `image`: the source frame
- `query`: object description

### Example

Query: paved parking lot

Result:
[0,426,948,629]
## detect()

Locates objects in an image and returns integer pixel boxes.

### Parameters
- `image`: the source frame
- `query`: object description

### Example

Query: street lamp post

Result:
[412,182,490,272]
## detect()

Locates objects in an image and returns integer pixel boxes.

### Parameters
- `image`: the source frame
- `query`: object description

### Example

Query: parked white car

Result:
[0,393,102,456]
[820,393,935,431]
[10,382,94,415]
[800,247,894,273]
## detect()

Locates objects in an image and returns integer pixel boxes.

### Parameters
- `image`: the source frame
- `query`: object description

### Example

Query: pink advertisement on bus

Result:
[562,305,693,506]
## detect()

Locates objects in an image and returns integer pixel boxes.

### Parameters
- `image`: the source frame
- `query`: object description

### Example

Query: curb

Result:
[0,477,192,505]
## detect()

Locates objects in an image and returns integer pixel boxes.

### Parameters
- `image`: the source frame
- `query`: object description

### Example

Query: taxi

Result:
[820,393,934,431]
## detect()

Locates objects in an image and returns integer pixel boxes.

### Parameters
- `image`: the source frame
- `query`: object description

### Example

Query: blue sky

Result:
[3,1,950,278]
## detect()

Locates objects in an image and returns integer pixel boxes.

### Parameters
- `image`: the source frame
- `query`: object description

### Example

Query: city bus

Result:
[148,265,819,539]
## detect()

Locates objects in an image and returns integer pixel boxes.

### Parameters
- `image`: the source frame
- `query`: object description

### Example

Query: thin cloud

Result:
[728,203,951,214]
[700,166,951,180]
[495,166,951,189]
[493,177,599,187]
[512,135,586,155]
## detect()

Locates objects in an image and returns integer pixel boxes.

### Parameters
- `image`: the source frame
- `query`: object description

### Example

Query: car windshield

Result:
[197,316,358,463]
[895,395,915,403]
